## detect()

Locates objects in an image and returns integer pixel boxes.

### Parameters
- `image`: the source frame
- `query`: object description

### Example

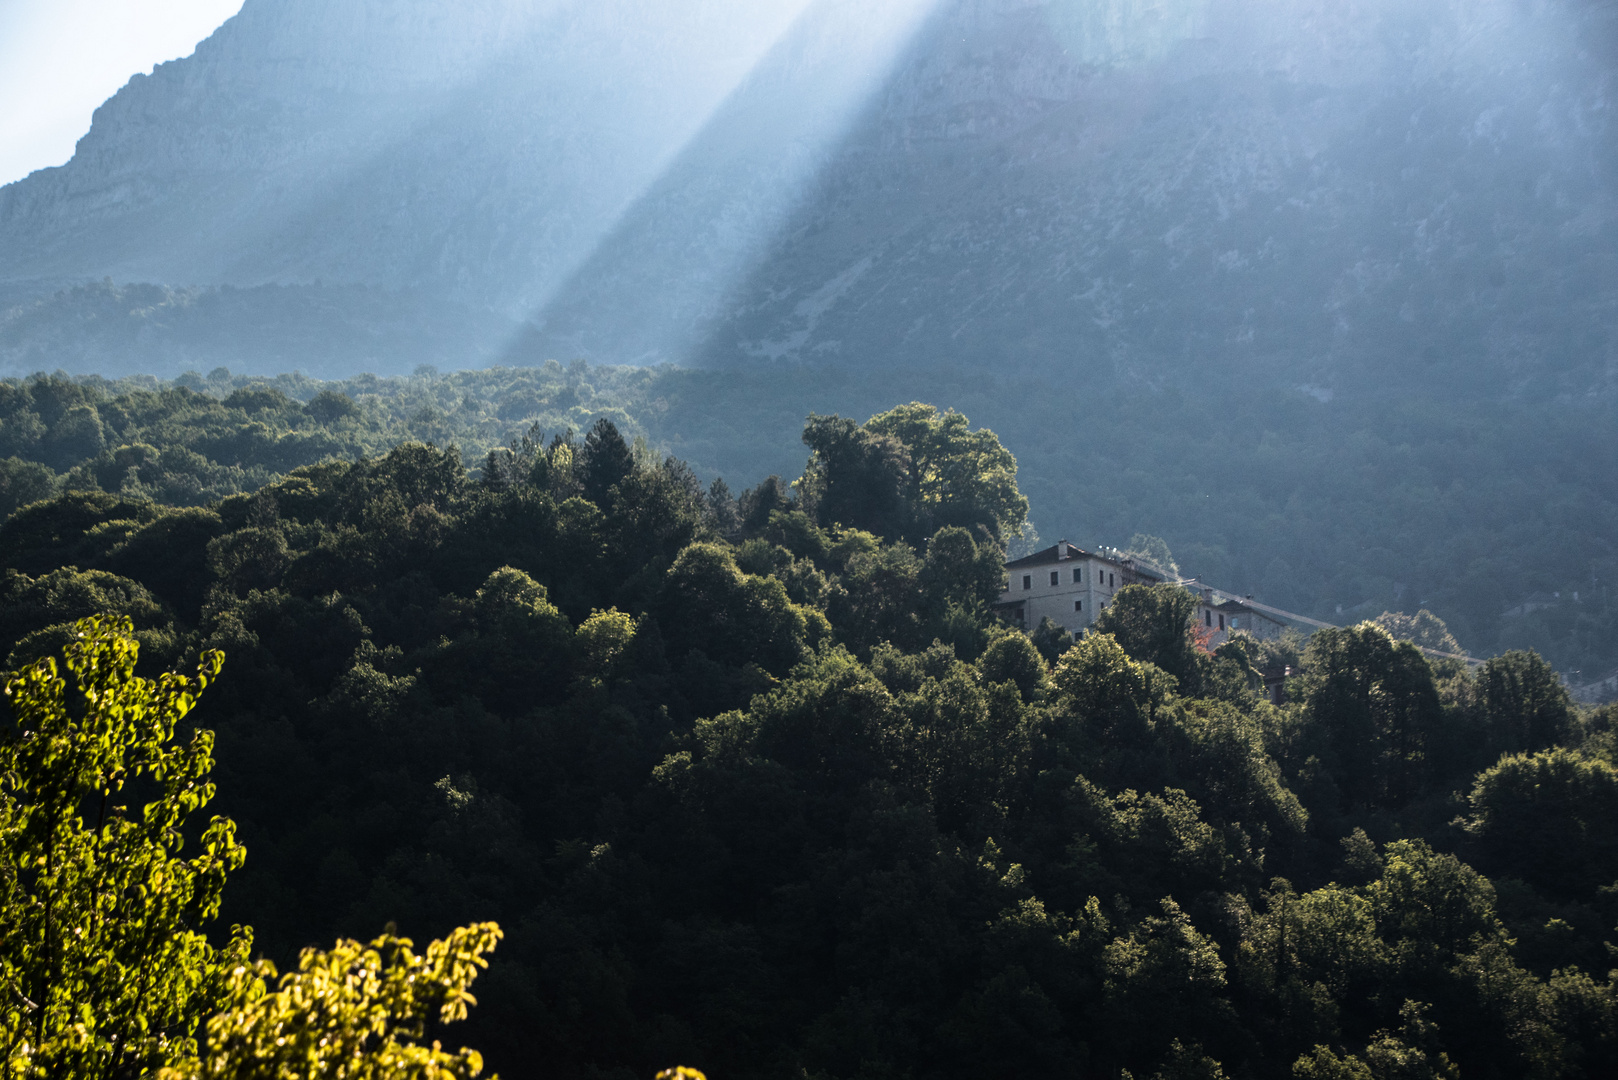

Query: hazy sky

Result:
[0,0,243,187]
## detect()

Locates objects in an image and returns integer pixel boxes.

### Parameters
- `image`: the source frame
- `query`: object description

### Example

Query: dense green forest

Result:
[2,396,1615,1079]
[3,361,1615,684]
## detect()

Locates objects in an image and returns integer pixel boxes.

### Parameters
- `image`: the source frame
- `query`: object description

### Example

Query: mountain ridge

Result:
[1,0,1612,399]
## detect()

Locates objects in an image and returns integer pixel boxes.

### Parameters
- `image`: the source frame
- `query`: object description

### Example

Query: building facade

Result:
[994,541,1164,633]
[994,544,1291,646]
[1189,585,1289,646]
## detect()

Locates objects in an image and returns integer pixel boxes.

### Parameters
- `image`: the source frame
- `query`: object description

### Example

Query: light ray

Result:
[509,0,945,366]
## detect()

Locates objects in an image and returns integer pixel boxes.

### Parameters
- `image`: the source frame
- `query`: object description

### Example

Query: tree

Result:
[798,414,912,539]
[656,543,822,675]
[170,923,502,1080]
[0,616,245,1077]
[305,389,359,424]
[581,417,635,506]
[1477,650,1576,757]
[977,629,1047,702]
[0,616,505,1079]
[918,525,1006,619]
[1120,534,1180,580]
[1298,625,1444,809]
[705,478,741,539]
[1464,748,1618,901]
[1094,583,1201,689]
[1372,610,1463,657]
[0,458,56,522]
[806,404,1027,547]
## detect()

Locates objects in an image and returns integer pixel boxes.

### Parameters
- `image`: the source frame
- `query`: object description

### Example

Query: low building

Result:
[1189,584,1289,646]
[994,541,1164,633]
[994,544,1291,646]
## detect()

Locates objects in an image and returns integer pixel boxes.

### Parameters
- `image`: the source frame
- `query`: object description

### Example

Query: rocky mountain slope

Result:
[2,0,1613,399]
[2,0,1616,667]
[534,0,1618,399]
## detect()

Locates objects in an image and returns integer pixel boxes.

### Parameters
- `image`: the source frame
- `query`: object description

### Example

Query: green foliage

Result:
[801,403,1028,547]
[1476,650,1577,757]
[0,616,243,1078]
[1464,748,1618,901]
[1095,583,1202,689]
[0,401,1613,1080]
[1121,534,1181,581]
[0,458,55,523]
[0,615,507,1080]
[978,629,1047,702]
[5,357,1617,678]
[171,923,502,1080]
[1372,611,1463,658]
[1296,624,1447,810]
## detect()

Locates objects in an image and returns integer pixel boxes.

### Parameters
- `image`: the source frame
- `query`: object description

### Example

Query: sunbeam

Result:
[509,0,943,367]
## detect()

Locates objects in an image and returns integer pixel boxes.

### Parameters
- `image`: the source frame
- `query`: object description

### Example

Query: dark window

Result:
[1205,611,1212,627]
[1075,600,1083,612]
[1050,571,1060,586]
[1109,572,1115,588]
[1022,575,1032,591]
[1072,569,1081,583]
[1218,614,1225,630]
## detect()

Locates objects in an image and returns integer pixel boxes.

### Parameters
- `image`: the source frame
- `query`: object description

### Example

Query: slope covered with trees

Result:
[2,402,1614,1079]
[4,361,1615,680]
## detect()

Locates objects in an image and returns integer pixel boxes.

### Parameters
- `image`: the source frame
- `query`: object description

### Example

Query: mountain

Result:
[534,0,1618,396]
[2,0,1614,396]
[2,0,1616,670]
[0,0,819,310]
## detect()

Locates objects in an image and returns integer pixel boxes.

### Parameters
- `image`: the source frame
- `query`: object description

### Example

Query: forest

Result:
[3,362,1615,683]
[2,388,1616,1079]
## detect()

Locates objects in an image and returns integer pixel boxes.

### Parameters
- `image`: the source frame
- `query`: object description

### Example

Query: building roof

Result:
[1005,540,1165,580]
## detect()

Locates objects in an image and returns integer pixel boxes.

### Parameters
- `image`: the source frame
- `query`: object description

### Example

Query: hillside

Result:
[0,0,1610,392]
[4,405,1616,1079]
[4,366,1615,683]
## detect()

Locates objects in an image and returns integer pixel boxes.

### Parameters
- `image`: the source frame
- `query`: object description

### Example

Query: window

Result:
[1075,600,1083,612]
[1072,569,1081,583]
[1218,614,1225,631]
[1050,571,1060,586]
[1022,575,1032,591]
[1205,611,1212,627]
[1109,572,1115,588]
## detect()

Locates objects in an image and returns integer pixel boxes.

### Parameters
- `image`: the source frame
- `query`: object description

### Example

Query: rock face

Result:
[533,0,1618,396]
[1,0,1614,391]
[0,0,818,307]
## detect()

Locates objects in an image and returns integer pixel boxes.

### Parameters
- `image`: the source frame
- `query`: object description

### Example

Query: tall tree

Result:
[1299,624,1444,809]
[798,414,912,540]
[0,616,244,1077]
[1094,583,1202,690]
[1478,650,1576,757]
[581,417,635,506]
[799,405,1027,547]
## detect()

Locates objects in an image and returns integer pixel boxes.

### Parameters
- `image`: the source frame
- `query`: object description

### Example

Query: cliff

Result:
[1,0,1613,394]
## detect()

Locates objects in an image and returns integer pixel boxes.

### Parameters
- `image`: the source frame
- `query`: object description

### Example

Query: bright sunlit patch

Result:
[0,0,244,186]
[519,0,944,363]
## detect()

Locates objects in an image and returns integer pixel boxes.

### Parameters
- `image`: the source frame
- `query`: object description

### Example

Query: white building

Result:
[1188,583,1289,646]
[994,542,1290,645]
[994,541,1164,633]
